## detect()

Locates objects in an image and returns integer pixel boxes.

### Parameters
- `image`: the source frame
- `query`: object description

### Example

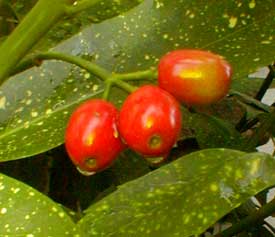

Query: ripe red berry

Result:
[118,85,182,157]
[158,49,232,106]
[65,99,125,175]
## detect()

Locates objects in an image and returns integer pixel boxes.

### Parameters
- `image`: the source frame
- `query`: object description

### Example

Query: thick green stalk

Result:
[112,69,158,81]
[109,77,137,93]
[0,0,71,83]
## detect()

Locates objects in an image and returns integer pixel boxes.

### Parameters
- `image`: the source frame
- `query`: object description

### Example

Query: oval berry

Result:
[119,85,182,157]
[158,49,232,106]
[65,99,125,175]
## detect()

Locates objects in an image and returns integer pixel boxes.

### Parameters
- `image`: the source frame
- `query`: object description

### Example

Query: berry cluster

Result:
[65,49,232,175]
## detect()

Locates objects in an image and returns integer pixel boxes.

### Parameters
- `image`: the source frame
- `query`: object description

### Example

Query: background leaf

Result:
[7,0,143,50]
[109,149,151,185]
[0,0,18,37]
[0,172,81,236]
[241,111,275,151]
[186,112,244,149]
[1,0,275,161]
[36,0,144,50]
[231,77,271,97]
[77,149,275,237]
[75,0,144,23]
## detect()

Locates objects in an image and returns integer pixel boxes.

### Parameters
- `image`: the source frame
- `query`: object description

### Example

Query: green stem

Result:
[0,0,71,83]
[65,0,101,15]
[215,198,275,237]
[109,78,137,93]
[101,77,137,101]
[14,50,145,99]
[112,69,158,81]
[15,55,157,82]
[37,51,110,79]
[102,81,112,100]
[102,69,157,99]
[14,51,111,80]
[10,55,42,76]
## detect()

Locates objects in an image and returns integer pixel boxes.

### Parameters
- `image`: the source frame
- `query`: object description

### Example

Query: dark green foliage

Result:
[0,1,275,236]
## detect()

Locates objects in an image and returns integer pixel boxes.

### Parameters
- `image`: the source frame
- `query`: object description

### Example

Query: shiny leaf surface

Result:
[0,172,81,236]
[78,149,275,237]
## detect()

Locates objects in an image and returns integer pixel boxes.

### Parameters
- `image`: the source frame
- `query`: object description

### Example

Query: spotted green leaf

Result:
[12,0,144,22]
[77,149,275,236]
[0,172,82,236]
[1,0,275,161]
[76,0,144,23]
[109,149,151,185]
[37,0,144,50]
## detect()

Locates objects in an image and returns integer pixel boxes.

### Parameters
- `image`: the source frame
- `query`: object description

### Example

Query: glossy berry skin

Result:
[158,49,232,106]
[119,85,182,157]
[65,99,125,174]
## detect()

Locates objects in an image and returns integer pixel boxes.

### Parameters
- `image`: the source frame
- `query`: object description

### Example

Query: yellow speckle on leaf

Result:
[26,99,32,105]
[155,1,164,9]
[46,109,53,115]
[163,34,169,39]
[250,159,260,175]
[145,55,150,60]
[92,84,99,91]
[84,73,90,79]
[261,40,271,44]
[0,96,6,110]
[58,212,65,218]
[210,183,218,192]
[229,16,238,28]
[183,216,190,224]
[235,169,243,179]
[189,13,195,18]
[1,208,7,214]
[27,90,32,96]
[52,207,57,212]
[249,0,256,9]
[31,111,38,117]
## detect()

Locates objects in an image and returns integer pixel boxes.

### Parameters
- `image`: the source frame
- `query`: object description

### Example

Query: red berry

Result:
[118,85,182,157]
[158,49,232,106]
[65,99,125,175]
